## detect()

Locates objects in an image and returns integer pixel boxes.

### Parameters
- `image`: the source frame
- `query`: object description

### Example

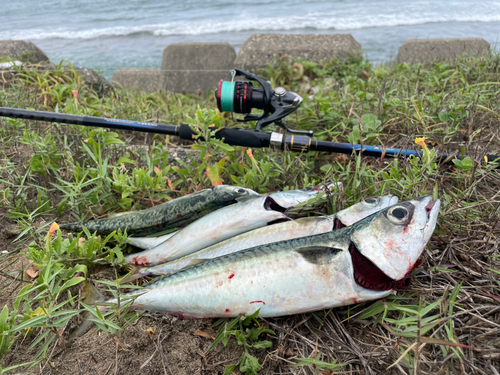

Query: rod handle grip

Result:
[177,125,270,148]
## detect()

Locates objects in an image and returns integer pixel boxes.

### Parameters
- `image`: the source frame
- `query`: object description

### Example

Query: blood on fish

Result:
[132,256,151,266]
[250,301,265,305]
[228,273,235,279]
[225,309,230,313]
[385,238,396,249]
[347,296,361,305]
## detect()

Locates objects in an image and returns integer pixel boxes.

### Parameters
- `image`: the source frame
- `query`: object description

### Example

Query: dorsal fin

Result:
[296,246,342,265]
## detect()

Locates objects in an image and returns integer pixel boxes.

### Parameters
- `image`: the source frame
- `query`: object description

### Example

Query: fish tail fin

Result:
[82,279,106,303]
[69,280,109,341]
[121,265,152,283]
[126,237,147,249]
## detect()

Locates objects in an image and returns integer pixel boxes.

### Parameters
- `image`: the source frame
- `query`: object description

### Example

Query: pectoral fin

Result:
[235,195,261,203]
[295,246,342,265]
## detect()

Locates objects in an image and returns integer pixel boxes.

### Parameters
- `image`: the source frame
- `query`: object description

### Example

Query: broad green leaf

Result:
[240,353,262,373]
[438,112,451,122]
[29,154,47,176]
[247,328,274,341]
[104,138,125,146]
[223,363,238,375]
[14,284,35,311]
[251,340,273,349]
[211,139,234,152]
[59,277,85,294]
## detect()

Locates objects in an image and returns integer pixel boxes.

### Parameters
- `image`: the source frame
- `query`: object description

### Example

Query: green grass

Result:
[0,54,499,374]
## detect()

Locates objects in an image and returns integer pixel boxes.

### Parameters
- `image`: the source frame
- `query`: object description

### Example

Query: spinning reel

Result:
[215,68,313,137]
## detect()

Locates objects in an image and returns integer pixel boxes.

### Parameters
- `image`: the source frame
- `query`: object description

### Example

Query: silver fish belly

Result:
[129,217,332,278]
[122,228,390,318]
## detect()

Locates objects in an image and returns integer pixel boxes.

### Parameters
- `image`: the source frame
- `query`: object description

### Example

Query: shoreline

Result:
[20,21,500,80]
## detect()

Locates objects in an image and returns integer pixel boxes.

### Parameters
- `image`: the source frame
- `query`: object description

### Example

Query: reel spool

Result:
[216,81,265,114]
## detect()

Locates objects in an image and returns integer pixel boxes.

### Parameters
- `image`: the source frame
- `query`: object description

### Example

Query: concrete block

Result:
[0,40,49,64]
[234,34,362,72]
[397,38,491,64]
[161,42,236,94]
[112,68,161,92]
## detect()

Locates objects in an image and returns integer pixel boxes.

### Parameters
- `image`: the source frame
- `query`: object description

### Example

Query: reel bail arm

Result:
[215,68,312,137]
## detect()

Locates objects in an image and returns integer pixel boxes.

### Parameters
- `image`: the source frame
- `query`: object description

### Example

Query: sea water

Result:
[1,0,499,79]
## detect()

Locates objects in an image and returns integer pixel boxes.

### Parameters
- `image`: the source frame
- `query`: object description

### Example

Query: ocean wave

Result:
[2,9,500,40]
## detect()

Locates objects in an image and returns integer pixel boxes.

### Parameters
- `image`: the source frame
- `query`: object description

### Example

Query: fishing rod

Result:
[0,68,498,168]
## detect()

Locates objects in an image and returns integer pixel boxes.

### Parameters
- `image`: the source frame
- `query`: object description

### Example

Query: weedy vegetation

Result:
[0,53,499,374]
[210,309,275,375]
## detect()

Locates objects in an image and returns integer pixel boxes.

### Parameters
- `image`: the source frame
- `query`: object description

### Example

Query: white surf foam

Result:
[2,2,500,40]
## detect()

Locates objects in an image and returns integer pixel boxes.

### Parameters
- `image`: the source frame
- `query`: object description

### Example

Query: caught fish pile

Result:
[62,184,440,333]
[123,183,338,266]
[62,183,340,266]
[125,195,399,280]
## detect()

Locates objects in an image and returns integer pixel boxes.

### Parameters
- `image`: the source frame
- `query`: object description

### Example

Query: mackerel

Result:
[125,183,341,251]
[124,184,338,266]
[81,195,439,321]
[60,185,259,237]
[128,195,398,279]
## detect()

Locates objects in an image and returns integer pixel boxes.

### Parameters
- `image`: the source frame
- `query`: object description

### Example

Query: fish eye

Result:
[237,188,246,194]
[363,198,379,205]
[387,205,410,224]
[392,208,406,219]
[304,187,313,191]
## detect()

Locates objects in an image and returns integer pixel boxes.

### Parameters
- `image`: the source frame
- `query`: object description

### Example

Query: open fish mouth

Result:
[351,198,440,291]
[423,198,440,229]
[333,218,346,230]
[263,196,287,213]
[414,195,439,224]
[263,196,292,225]
[425,199,437,214]
[350,242,411,291]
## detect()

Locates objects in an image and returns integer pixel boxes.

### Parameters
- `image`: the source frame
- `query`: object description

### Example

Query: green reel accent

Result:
[219,81,235,112]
